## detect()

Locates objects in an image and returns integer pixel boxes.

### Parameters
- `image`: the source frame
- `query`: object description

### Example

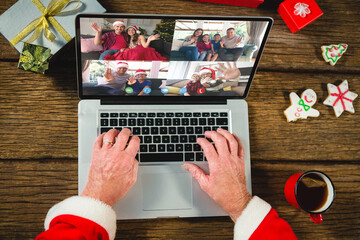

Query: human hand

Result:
[190,36,197,43]
[81,129,140,206]
[127,75,136,85]
[183,128,251,222]
[235,36,243,45]
[220,39,225,47]
[91,22,102,34]
[148,34,160,42]
[216,62,241,80]
[103,68,116,82]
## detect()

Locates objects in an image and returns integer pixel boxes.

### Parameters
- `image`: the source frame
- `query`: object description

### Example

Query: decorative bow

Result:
[18,43,51,73]
[10,0,82,46]
[331,86,353,110]
[294,3,311,18]
[298,99,310,111]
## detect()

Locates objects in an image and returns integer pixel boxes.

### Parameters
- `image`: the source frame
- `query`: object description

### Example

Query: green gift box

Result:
[18,43,51,74]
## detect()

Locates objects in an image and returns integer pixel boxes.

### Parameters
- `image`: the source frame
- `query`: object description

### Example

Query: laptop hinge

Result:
[100,98,228,105]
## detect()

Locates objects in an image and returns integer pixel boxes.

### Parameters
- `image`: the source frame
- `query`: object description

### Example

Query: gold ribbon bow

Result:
[10,0,82,46]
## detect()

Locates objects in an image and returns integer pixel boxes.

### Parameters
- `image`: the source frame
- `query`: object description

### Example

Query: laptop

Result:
[76,14,273,219]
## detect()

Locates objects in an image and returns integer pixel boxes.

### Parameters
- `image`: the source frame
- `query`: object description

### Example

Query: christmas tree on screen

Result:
[153,19,176,43]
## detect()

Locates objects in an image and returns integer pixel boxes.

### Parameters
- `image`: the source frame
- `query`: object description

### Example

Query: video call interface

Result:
[79,17,269,97]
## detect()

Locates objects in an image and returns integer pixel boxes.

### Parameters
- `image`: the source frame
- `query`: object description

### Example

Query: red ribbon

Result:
[331,86,353,110]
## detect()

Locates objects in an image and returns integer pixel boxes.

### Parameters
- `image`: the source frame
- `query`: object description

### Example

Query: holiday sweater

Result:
[35,196,297,240]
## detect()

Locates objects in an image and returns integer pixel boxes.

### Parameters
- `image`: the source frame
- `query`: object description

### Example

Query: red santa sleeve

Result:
[35,196,117,240]
[234,196,298,240]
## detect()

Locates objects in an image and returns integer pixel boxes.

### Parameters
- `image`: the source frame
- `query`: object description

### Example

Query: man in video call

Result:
[91,20,128,60]
[99,62,131,94]
[218,28,244,61]
[126,69,152,96]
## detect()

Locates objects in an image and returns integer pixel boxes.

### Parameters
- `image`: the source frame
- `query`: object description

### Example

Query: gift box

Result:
[0,0,106,56]
[278,0,323,33]
[18,43,51,74]
[191,0,264,8]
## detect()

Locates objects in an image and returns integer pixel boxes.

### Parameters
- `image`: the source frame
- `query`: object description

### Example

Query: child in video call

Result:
[197,34,211,61]
[207,33,221,61]
[200,67,236,91]
[185,72,202,96]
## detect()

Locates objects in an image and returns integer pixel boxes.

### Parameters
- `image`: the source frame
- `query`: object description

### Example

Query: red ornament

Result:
[278,0,323,33]
[191,0,264,8]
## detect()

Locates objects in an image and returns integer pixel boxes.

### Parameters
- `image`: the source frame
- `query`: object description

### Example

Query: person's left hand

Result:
[235,36,243,45]
[127,76,136,85]
[81,129,140,206]
[148,34,160,42]
[216,62,241,80]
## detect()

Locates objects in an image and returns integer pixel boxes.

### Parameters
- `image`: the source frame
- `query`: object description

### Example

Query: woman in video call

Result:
[104,25,167,61]
[179,28,204,61]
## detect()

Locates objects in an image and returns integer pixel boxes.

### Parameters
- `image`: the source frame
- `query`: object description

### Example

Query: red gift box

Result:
[278,0,323,33]
[191,0,264,8]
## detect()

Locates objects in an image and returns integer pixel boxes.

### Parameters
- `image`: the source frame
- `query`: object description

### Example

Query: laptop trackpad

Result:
[141,172,193,211]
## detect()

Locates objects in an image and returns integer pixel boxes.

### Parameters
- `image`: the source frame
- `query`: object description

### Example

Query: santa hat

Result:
[113,20,125,27]
[126,25,140,34]
[134,69,147,77]
[117,62,129,69]
[192,72,200,76]
[199,67,216,80]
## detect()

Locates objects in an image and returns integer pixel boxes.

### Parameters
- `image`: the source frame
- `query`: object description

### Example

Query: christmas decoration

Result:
[293,3,311,17]
[321,44,348,66]
[284,89,320,122]
[18,43,51,74]
[323,80,358,117]
[152,19,176,43]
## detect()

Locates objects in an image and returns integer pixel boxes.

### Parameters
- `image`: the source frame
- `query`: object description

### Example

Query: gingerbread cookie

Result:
[321,44,348,66]
[323,80,358,117]
[284,89,320,122]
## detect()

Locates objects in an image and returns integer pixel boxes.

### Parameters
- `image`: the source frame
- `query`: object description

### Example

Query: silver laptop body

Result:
[76,14,273,219]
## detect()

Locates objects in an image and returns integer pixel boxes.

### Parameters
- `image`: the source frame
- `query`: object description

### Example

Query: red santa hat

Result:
[134,69,147,77]
[117,62,129,69]
[112,20,125,27]
[126,25,140,34]
[199,67,216,80]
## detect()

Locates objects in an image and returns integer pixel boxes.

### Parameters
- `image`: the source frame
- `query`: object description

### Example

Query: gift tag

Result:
[284,89,320,122]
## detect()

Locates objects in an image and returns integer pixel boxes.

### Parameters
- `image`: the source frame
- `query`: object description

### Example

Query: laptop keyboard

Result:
[99,111,229,162]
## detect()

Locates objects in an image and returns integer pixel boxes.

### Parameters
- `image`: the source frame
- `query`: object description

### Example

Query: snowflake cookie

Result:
[323,80,358,117]
[284,89,320,122]
[321,44,348,66]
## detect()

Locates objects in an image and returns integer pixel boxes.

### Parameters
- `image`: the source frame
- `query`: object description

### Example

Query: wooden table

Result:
[1,0,359,239]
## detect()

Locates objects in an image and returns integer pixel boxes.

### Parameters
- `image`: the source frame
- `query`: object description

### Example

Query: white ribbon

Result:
[294,3,311,18]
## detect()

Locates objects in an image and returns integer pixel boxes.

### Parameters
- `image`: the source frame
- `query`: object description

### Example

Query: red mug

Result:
[284,170,335,223]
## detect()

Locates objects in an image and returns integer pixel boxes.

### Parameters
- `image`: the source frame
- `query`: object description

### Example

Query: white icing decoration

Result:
[294,3,311,18]
[284,89,320,122]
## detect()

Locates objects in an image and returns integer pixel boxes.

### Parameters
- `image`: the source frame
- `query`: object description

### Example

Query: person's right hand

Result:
[190,36,197,43]
[103,68,116,82]
[183,128,252,222]
[91,22,102,34]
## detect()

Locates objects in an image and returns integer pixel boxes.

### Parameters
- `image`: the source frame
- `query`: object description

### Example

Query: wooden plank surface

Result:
[1,0,359,72]
[0,61,358,161]
[0,160,359,239]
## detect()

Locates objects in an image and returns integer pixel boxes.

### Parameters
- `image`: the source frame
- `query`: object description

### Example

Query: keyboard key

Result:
[155,118,163,126]
[162,136,170,143]
[211,112,219,117]
[220,112,228,117]
[180,135,188,143]
[137,118,145,126]
[176,144,183,151]
[171,136,179,143]
[142,127,150,135]
[173,118,180,125]
[196,152,203,161]
[146,119,154,126]
[160,127,167,134]
[128,119,136,126]
[186,127,194,134]
[177,127,185,134]
[199,118,206,125]
[120,113,128,117]
[193,112,201,117]
[140,145,148,152]
[138,136,143,143]
[149,145,157,152]
[182,118,189,125]
[204,126,211,132]
[166,112,174,117]
[129,113,137,117]
[119,119,127,126]
[202,112,210,117]
[158,144,166,152]
[133,127,141,135]
[189,135,197,143]
[100,113,109,117]
[216,118,228,125]
[194,144,201,151]
[147,113,156,117]
[184,112,192,117]
[139,113,146,117]
[175,112,183,117]
[167,144,175,152]
[185,144,192,151]
[144,136,152,143]
[101,119,109,126]
[164,118,172,126]
[207,118,215,125]
[195,127,203,134]
[110,113,118,117]
[185,153,195,161]
[110,119,117,126]
[140,153,182,162]
[222,126,228,130]
[169,127,176,134]
[157,113,165,117]
[115,127,122,132]
[190,118,198,125]
[100,128,112,134]
[151,127,159,134]
[212,126,219,131]
[153,136,161,143]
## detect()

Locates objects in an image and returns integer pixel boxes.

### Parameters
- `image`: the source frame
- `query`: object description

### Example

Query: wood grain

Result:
[0,160,358,239]
[1,0,359,72]
[0,62,358,161]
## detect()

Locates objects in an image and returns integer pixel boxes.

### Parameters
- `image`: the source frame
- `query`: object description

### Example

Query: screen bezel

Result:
[75,13,273,102]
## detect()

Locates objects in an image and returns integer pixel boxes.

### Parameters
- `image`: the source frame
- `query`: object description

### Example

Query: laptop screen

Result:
[76,14,272,99]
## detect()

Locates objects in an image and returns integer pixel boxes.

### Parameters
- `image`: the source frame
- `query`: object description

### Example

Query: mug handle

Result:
[309,213,323,223]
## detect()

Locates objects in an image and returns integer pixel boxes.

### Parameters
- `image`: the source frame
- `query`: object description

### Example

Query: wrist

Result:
[227,193,252,222]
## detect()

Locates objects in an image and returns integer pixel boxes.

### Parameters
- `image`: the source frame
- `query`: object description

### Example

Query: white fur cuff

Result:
[234,196,272,240]
[44,196,117,240]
